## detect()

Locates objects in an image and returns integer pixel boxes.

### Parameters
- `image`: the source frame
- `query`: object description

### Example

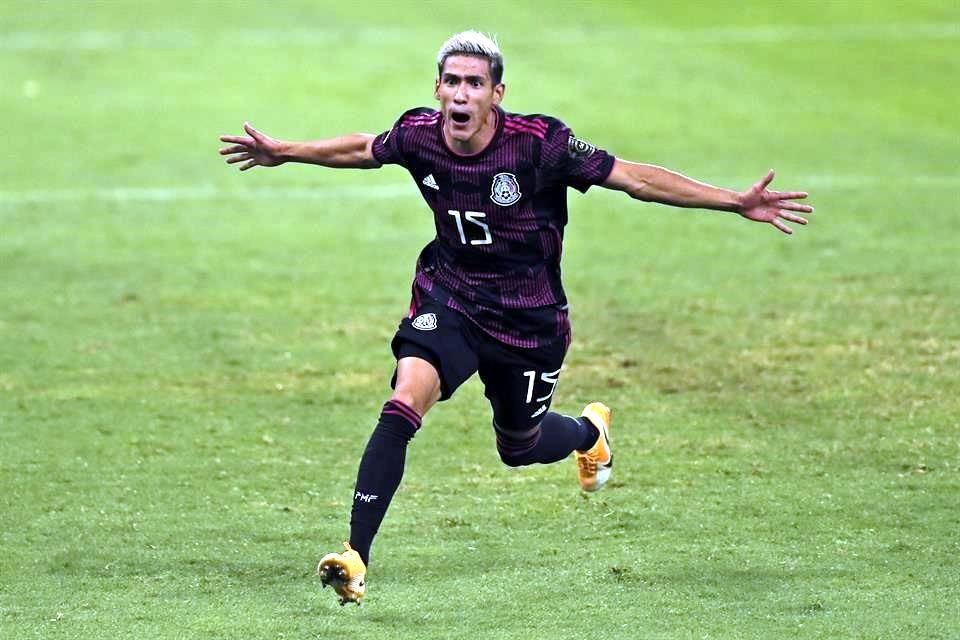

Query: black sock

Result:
[496,411,598,466]
[573,413,602,452]
[348,399,421,566]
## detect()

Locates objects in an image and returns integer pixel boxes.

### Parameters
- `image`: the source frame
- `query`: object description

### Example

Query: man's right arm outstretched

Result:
[219,122,382,171]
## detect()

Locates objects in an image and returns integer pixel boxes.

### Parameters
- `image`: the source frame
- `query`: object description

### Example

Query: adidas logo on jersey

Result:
[422,174,439,190]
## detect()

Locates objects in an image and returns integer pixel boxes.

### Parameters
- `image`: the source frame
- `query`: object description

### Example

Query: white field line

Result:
[1,23,957,51]
[778,175,960,189]
[0,183,418,205]
[0,175,957,206]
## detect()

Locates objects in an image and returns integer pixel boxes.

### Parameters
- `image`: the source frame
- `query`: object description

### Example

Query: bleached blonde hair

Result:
[436,30,504,84]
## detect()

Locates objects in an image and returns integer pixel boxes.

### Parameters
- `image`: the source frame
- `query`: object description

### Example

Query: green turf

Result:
[2,1,959,638]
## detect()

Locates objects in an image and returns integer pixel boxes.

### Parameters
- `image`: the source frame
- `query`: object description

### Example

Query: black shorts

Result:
[390,301,568,432]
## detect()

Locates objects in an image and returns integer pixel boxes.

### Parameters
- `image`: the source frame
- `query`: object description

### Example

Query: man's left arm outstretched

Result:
[602,159,813,235]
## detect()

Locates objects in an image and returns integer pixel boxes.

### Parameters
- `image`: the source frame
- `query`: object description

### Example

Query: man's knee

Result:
[496,439,538,467]
[389,389,423,414]
[493,420,541,467]
[498,452,526,467]
[392,356,442,416]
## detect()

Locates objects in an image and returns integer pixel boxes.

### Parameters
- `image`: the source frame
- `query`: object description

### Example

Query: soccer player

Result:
[219,31,812,605]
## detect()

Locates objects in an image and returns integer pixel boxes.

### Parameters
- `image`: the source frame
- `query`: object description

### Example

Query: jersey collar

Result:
[438,105,504,162]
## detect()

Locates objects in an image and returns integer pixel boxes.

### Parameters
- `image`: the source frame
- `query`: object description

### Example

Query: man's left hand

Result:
[738,170,813,235]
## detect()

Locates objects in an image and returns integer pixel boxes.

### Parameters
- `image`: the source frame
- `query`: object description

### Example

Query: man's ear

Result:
[434,77,441,101]
[493,83,505,106]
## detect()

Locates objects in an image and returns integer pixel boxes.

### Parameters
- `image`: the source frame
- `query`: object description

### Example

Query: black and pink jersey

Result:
[372,106,615,349]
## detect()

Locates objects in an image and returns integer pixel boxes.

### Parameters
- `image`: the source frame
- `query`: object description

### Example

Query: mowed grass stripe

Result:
[2,174,958,205]
[2,22,958,50]
[0,184,418,205]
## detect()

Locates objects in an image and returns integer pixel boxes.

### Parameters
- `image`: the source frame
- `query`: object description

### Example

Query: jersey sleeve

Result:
[371,115,406,167]
[541,120,615,193]
[370,107,436,168]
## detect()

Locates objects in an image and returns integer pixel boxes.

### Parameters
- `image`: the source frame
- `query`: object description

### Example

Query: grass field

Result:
[2,1,959,638]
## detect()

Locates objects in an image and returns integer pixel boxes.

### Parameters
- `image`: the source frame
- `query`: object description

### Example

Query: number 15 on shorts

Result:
[523,368,561,404]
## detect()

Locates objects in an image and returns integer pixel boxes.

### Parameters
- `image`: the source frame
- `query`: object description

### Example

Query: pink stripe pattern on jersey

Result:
[404,113,439,122]
[505,114,547,128]
[505,115,547,131]
[402,113,441,127]
[503,120,547,139]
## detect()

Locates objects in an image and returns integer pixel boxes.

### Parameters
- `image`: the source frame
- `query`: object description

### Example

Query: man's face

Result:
[435,55,504,145]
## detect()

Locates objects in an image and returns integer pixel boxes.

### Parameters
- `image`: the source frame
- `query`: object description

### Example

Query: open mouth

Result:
[450,111,471,125]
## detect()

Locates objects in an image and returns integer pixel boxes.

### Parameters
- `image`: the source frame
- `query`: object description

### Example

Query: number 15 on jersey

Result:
[448,209,492,246]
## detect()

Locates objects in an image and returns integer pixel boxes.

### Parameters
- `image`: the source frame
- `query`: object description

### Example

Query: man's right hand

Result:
[219,122,286,171]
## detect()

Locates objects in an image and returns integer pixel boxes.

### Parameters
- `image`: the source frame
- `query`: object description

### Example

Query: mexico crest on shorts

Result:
[490,172,522,207]
[412,313,438,331]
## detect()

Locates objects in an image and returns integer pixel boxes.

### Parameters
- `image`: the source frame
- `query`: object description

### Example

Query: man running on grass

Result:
[219,30,812,606]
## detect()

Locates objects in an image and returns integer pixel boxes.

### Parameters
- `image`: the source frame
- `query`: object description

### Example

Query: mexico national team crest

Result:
[412,313,438,331]
[490,172,522,207]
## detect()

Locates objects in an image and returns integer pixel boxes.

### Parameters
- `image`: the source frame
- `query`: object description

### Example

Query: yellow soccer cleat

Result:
[575,402,613,492]
[317,542,367,606]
